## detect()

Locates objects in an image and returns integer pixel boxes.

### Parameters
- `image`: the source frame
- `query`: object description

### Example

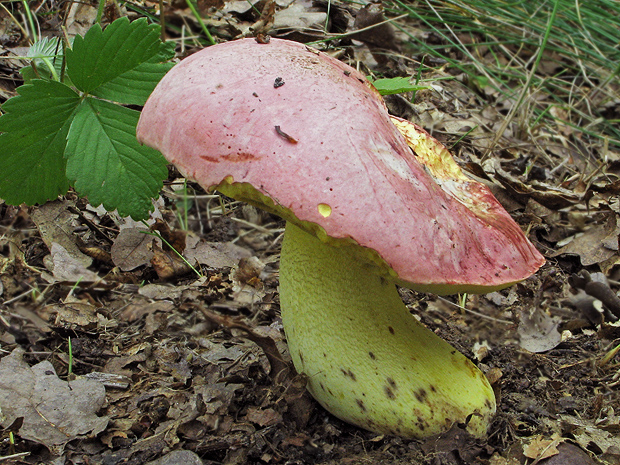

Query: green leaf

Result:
[0,80,79,205]
[67,17,175,105]
[20,37,65,83]
[372,76,429,95]
[2,18,172,219]
[65,98,168,219]
[93,44,176,105]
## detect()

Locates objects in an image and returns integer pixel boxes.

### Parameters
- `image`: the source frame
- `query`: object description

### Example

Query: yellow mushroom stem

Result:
[279,221,496,438]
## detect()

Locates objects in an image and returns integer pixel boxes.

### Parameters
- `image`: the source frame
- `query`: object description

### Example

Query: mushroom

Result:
[137,38,544,438]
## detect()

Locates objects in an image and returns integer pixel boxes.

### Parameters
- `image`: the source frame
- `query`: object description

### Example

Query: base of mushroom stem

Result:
[278,221,496,438]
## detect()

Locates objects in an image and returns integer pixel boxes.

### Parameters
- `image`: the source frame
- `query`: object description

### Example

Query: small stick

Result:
[275,126,298,144]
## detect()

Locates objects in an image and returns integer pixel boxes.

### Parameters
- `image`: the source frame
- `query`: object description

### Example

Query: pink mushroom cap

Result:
[137,38,544,293]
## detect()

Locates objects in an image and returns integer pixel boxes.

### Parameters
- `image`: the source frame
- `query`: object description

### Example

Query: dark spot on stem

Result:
[340,368,357,381]
[356,399,366,412]
[414,388,427,403]
[416,418,427,431]
[384,385,396,400]
[388,326,395,335]
[369,351,376,360]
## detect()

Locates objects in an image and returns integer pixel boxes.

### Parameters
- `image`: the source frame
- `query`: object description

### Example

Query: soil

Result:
[1,190,619,464]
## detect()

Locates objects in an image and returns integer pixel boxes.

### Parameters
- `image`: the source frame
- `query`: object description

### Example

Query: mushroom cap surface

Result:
[137,38,544,292]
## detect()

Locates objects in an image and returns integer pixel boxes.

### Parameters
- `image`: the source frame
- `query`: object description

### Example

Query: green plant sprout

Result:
[458,292,468,310]
[372,76,429,97]
[20,37,64,82]
[0,17,175,220]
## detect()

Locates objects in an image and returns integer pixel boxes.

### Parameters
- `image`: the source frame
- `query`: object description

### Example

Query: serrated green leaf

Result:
[0,80,79,205]
[372,76,429,95]
[65,98,168,219]
[66,17,174,104]
[20,37,65,83]
[93,45,176,105]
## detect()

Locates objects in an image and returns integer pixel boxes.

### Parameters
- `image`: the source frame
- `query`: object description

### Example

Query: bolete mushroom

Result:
[137,38,544,438]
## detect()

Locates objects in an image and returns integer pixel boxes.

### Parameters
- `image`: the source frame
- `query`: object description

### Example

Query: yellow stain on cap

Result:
[318,203,332,218]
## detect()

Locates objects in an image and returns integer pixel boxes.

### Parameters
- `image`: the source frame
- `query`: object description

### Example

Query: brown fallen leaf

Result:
[420,423,484,462]
[183,236,252,269]
[541,442,597,465]
[249,0,275,36]
[518,308,562,353]
[111,227,155,271]
[272,0,327,40]
[144,450,205,465]
[0,348,108,455]
[151,242,192,280]
[31,201,93,270]
[231,256,267,305]
[198,308,288,378]
[151,219,186,255]
[351,3,400,52]
[552,213,620,267]
[46,301,100,330]
[245,406,283,427]
[523,434,563,461]
[483,158,581,210]
[49,242,101,282]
